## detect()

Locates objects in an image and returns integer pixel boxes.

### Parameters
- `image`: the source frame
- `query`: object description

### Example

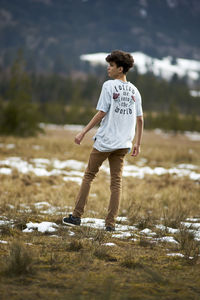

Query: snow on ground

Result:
[1,209,200,258]
[23,221,58,233]
[0,240,8,244]
[0,217,14,226]
[39,123,84,131]
[0,143,15,149]
[0,156,200,182]
[39,124,200,142]
[80,52,200,82]
[167,253,184,258]
[184,131,200,142]
[0,156,87,183]
[155,224,179,234]
[102,242,116,246]
[154,128,200,142]
[155,236,178,244]
[189,90,200,97]
[180,222,200,230]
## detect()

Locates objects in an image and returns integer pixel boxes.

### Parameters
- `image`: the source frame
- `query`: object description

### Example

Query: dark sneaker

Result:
[105,226,115,232]
[63,214,81,226]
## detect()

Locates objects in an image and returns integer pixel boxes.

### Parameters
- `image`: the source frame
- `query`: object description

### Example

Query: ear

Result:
[118,66,123,73]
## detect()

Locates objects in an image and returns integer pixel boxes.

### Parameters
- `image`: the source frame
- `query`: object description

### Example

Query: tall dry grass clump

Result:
[3,240,34,276]
[176,227,200,264]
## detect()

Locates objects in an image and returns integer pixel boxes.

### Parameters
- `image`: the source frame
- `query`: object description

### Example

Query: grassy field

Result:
[0,127,200,300]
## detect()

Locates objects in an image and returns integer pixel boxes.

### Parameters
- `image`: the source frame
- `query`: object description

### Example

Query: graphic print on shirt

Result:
[113,84,135,115]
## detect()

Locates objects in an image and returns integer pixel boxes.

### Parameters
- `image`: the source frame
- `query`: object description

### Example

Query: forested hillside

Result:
[0,0,200,73]
[0,54,200,135]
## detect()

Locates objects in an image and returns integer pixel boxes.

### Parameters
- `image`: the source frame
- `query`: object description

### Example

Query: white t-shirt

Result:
[93,79,143,152]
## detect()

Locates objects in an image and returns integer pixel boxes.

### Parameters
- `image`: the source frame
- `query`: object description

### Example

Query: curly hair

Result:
[105,50,134,74]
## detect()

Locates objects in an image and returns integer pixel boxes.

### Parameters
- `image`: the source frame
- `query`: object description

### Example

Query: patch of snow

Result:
[194,231,200,241]
[186,218,200,222]
[115,224,137,231]
[80,51,200,82]
[184,131,200,141]
[31,158,50,165]
[112,232,133,239]
[140,228,157,236]
[68,230,75,236]
[90,193,97,198]
[63,170,84,177]
[122,164,200,180]
[155,224,179,234]
[181,222,200,229]
[34,202,51,209]
[7,204,15,209]
[6,144,15,149]
[0,219,12,226]
[81,218,105,229]
[63,177,82,184]
[0,167,12,175]
[1,156,199,181]
[40,206,62,215]
[137,158,148,166]
[63,124,84,131]
[81,217,136,232]
[189,90,200,97]
[23,221,58,233]
[102,242,116,246]
[0,240,8,244]
[155,236,179,244]
[53,159,86,170]
[116,216,128,222]
[167,253,184,257]
[40,123,84,131]
[177,164,198,170]
[0,143,16,149]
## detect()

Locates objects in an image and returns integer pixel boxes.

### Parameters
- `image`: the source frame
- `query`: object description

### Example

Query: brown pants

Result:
[73,147,128,227]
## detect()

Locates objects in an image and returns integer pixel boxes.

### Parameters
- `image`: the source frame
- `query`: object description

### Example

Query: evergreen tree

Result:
[0,51,42,137]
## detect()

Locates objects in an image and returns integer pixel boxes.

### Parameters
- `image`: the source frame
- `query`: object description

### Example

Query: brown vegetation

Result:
[0,128,200,299]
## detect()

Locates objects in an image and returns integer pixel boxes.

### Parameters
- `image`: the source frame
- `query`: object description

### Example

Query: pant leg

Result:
[73,148,110,218]
[105,148,128,227]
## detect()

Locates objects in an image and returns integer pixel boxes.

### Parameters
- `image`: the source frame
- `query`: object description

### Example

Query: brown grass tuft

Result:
[3,240,34,276]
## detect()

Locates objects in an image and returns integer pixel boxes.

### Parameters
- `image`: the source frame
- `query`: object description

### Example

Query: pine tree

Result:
[0,50,42,137]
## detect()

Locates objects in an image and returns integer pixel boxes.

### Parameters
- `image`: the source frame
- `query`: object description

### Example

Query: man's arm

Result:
[131,115,144,157]
[75,110,106,145]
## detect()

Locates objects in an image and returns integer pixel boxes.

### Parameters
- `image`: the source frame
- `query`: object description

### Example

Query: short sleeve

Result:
[135,90,143,116]
[96,82,111,113]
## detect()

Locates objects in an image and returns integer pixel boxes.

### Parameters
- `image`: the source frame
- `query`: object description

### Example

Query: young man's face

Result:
[107,61,123,79]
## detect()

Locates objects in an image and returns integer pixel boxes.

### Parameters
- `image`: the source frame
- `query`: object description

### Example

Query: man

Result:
[63,50,143,231]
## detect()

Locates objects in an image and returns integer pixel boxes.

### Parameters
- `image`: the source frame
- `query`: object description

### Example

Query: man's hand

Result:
[131,144,140,157]
[74,111,106,145]
[74,131,85,145]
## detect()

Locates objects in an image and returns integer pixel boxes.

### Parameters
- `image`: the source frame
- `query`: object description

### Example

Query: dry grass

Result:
[0,128,200,299]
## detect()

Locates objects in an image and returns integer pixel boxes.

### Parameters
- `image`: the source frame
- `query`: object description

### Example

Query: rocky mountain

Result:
[0,0,200,73]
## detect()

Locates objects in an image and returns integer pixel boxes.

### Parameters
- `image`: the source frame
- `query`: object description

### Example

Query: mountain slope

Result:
[0,0,200,72]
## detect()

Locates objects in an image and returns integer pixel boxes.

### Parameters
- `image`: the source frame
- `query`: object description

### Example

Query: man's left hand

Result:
[131,144,140,157]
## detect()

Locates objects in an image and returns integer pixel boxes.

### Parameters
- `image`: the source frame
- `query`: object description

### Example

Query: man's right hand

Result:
[74,131,85,145]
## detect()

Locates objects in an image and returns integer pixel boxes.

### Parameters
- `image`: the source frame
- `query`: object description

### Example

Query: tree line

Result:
[0,53,200,136]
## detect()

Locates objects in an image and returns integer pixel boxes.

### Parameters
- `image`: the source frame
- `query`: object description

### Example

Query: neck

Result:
[115,74,127,82]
